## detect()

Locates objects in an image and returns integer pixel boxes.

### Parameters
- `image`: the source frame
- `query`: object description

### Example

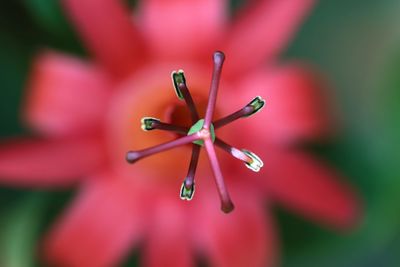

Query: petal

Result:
[260,148,361,229]
[138,0,228,60]
[223,0,315,75]
[0,137,106,187]
[24,52,111,137]
[142,198,195,267]
[194,186,277,267]
[62,0,145,78]
[223,63,334,146]
[44,177,146,267]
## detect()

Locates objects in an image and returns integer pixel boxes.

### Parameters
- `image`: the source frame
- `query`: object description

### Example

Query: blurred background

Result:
[0,0,400,266]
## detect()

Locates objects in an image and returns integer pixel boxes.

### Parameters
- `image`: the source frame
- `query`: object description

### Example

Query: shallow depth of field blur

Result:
[0,0,400,266]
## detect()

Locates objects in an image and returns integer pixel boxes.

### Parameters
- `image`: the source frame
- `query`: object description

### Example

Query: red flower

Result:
[0,0,360,267]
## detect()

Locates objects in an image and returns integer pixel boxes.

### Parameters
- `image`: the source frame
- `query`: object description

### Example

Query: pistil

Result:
[203,51,225,129]
[204,138,234,213]
[126,133,201,164]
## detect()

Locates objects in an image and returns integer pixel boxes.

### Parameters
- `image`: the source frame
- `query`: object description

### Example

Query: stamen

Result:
[171,70,200,122]
[178,83,199,122]
[215,138,263,172]
[213,106,254,129]
[184,145,201,188]
[126,133,201,164]
[213,96,265,129]
[141,118,188,135]
[127,51,265,213]
[180,144,200,201]
[204,51,225,129]
[204,138,234,213]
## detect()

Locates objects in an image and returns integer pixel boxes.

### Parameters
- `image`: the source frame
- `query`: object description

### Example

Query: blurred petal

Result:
[0,137,106,187]
[62,0,145,78]
[142,198,194,267]
[44,177,145,267]
[194,187,277,267]
[224,0,315,75]
[260,149,361,229]
[139,0,228,59]
[24,52,111,137]
[224,63,334,145]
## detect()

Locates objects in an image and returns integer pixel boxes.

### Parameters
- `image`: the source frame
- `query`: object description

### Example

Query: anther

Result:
[141,117,160,131]
[180,182,195,201]
[171,70,186,100]
[215,138,263,172]
[244,96,265,117]
[242,149,264,172]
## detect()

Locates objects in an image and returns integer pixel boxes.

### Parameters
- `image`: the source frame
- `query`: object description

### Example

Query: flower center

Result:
[187,119,215,146]
[124,51,266,213]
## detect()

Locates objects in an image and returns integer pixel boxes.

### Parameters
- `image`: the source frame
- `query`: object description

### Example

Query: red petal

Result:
[224,63,334,145]
[142,198,195,267]
[0,137,106,187]
[194,186,277,267]
[223,0,315,76]
[24,52,111,137]
[44,177,146,267]
[62,0,145,78]
[139,0,228,60]
[260,148,361,229]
